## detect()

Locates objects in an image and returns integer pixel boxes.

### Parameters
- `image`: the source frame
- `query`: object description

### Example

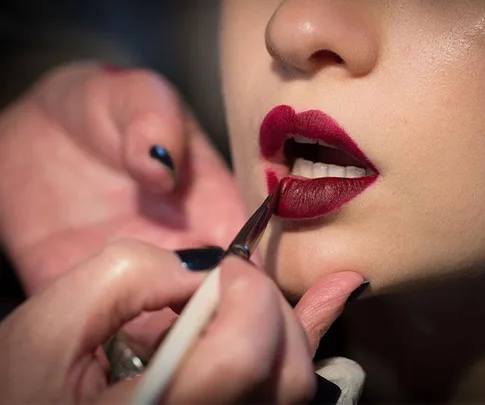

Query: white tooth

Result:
[301,159,314,177]
[345,166,366,178]
[293,134,315,144]
[312,163,329,178]
[315,141,338,149]
[292,158,305,176]
[328,164,346,177]
[292,158,313,177]
[292,134,340,149]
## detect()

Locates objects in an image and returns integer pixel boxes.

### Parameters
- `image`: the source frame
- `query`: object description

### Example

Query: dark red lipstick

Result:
[260,105,378,220]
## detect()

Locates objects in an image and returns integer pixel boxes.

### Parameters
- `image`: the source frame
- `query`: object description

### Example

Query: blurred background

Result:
[0,0,227,318]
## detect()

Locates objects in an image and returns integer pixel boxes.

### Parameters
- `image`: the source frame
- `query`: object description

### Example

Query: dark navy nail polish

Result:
[346,281,370,306]
[149,145,175,177]
[175,246,225,271]
[309,376,342,405]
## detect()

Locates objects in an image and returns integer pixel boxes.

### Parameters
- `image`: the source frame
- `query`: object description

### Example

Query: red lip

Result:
[260,105,378,220]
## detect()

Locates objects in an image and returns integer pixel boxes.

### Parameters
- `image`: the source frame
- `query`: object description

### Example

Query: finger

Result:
[271,295,319,404]
[20,239,206,361]
[119,246,225,363]
[111,70,186,194]
[98,359,366,405]
[35,62,187,194]
[162,257,285,404]
[294,272,364,356]
[36,62,245,247]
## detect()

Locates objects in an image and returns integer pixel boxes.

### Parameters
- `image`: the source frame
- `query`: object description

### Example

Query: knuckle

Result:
[99,238,149,278]
[103,238,146,256]
[125,111,167,136]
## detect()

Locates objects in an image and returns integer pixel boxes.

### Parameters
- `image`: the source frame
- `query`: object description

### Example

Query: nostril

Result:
[310,50,344,65]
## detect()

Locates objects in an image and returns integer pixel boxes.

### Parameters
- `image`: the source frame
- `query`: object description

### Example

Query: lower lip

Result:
[267,171,377,220]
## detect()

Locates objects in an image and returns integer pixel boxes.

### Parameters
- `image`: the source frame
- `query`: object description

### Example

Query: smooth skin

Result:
[0,239,363,404]
[221,0,485,295]
[0,62,248,367]
[220,1,485,401]
[0,62,245,294]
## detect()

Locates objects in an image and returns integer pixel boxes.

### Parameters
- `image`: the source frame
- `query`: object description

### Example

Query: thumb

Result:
[0,240,206,404]
[294,272,365,356]
[21,240,205,362]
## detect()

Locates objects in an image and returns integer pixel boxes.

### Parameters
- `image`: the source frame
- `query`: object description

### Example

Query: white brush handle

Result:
[130,267,221,405]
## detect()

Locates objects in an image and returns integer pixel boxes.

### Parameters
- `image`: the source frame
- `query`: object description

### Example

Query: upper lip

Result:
[259,105,377,173]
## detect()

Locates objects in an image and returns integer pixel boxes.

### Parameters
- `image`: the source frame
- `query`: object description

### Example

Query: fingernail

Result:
[149,145,176,180]
[175,246,225,271]
[310,376,342,405]
[345,281,370,306]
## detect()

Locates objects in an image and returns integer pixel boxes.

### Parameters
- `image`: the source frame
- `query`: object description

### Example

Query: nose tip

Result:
[265,1,379,77]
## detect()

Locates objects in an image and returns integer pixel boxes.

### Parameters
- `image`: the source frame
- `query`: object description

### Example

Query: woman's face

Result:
[220,1,485,297]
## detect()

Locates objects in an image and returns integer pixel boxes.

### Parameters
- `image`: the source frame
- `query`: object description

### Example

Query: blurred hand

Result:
[0,239,364,405]
[0,62,245,293]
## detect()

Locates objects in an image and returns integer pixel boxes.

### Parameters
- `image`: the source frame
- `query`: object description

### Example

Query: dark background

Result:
[0,0,228,318]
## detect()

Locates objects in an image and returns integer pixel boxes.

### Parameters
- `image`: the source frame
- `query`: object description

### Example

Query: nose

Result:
[265,0,379,77]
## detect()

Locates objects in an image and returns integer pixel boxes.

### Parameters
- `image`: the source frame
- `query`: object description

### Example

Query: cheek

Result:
[221,1,281,210]
[371,13,485,260]
[220,0,280,114]
[383,28,485,220]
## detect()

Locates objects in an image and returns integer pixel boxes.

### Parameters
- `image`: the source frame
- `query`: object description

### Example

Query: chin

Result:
[259,219,451,301]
